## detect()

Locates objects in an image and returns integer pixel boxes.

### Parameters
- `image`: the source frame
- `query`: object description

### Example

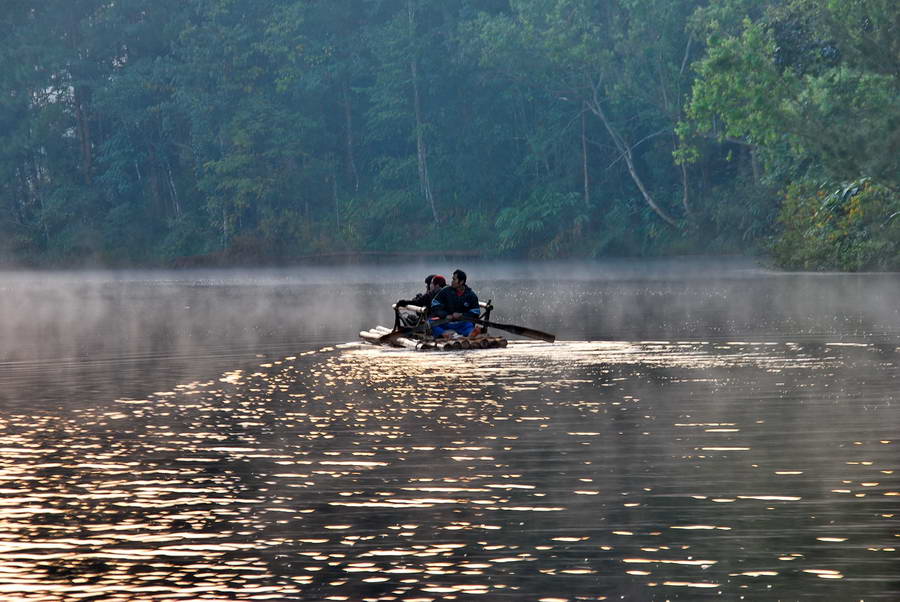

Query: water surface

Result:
[0,260,897,599]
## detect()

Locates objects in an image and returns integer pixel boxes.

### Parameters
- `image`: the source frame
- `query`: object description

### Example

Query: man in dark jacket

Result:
[397,274,446,309]
[397,274,446,327]
[430,269,480,338]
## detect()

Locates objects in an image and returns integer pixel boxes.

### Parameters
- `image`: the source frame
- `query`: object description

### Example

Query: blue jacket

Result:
[431,285,480,320]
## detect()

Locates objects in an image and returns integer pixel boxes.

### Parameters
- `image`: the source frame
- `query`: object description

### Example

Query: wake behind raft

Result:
[360,301,556,351]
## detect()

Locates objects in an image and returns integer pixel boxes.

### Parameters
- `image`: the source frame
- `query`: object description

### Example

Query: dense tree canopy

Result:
[0,0,896,268]
[683,0,899,269]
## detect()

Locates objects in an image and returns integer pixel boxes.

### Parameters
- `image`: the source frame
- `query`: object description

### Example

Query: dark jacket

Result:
[399,289,438,310]
[430,285,480,320]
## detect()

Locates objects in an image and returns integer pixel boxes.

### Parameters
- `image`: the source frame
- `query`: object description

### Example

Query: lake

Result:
[0,258,897,600]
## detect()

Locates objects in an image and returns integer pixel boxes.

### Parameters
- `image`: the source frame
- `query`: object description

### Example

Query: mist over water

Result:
[0,259,897,600]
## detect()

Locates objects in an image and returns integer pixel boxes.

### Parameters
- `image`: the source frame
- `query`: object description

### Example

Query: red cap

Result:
[432,275,446,287]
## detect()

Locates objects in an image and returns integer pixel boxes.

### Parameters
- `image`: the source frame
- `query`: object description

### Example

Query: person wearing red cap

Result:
[396,274,446,326]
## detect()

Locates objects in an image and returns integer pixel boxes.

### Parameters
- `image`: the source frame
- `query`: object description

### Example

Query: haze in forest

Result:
[1,1,897,270]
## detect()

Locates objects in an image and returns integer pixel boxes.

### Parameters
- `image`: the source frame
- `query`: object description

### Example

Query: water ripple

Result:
[0,340,895,599]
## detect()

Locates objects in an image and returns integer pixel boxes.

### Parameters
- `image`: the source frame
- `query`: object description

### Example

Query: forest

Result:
[0,0,897,269]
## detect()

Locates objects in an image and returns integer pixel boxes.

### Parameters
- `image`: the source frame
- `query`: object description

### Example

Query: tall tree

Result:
[684,0,900,189]
[365,0,459,227]
[472,0,700,230]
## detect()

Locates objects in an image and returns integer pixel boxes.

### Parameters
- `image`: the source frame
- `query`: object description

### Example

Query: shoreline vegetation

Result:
[0,249,488,270]
[1,1,896,271]
[169,249,485,269]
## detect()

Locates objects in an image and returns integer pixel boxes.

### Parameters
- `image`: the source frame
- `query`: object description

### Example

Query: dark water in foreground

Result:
[0,260,897,600]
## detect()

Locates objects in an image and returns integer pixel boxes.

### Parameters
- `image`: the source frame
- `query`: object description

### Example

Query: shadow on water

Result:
[0,259,897,599]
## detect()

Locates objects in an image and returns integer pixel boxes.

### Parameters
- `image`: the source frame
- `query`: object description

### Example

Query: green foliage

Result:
[685,0,899,184]
[773,178,900,270]
[0,0,895,269]
[101,199,166,264]
[681,0,900,269]
[696,174,780,252]
[157,212,220,261]
[685,19,794,148]
[496,187,591,257]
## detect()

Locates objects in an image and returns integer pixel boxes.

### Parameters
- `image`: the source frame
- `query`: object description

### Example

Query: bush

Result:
[773,178,900,270]
[495,187,591,258]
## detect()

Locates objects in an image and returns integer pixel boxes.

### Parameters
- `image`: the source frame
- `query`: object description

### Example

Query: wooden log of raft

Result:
[364,320,509,350]
[393,336,420,350]
[360,331,382,344]
[395,304,427,314]
[395,302,490,314]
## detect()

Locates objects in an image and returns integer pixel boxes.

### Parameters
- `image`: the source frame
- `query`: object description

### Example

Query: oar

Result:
[378,317,556,344]
[472,317,555,342]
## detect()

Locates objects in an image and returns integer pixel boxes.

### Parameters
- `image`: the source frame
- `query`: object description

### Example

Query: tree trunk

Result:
[408,0,439,223]
[147,148,164,217]
[581,108,590,205]
[342,79,359,193]
[221,206,228,250]
[674,134,694,221]
[27,153,50,244]
[73,85,93,185]
[28,150,42,209]
[587,86,679,228]
[750,147,760,184]
[680,161,693,221]
[16,165,29,223]
[165,158,181,218]
[333,171,340,230]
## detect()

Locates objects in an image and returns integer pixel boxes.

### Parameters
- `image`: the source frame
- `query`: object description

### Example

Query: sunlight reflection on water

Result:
[0,337,896,599]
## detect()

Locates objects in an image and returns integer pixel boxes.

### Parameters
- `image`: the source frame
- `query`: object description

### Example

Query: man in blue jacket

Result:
[430,269,481,338]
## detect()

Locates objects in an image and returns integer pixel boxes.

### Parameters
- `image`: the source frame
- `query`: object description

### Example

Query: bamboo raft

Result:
[359,325,508,351]
[360,301,509,351]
